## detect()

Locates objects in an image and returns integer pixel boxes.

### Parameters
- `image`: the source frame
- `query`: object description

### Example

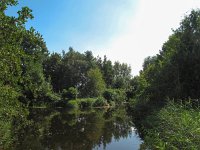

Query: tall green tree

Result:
[102,56,114,88]
[85,68,106,97]
[43,53,62,92]
[0,0,36,147]
[113,62,132,89]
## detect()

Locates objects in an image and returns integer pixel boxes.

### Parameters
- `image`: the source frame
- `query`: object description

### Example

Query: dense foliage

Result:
[43,49,132,97]
[132,9,200,149]
[133,10,200,104]
[0,0,50,148]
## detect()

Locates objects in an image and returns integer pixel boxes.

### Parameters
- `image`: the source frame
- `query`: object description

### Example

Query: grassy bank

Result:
[135,100,200,149]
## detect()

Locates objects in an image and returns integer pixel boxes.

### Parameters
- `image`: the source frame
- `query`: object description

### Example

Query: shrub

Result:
[109,101,116,107]
[103,89,126,104]
[61,89,68,100]
[62,87,78,100]
[114,89,126,103]
[93,97,107,107]
[67,100,79,109]
[78,98,95,108]
[37,92,61,105]
[103,89,114,102]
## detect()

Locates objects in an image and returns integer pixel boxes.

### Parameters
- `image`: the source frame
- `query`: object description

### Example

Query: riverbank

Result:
[131,100,200,149]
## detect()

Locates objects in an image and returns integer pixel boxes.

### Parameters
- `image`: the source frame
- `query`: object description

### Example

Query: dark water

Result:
[13,107,142,150]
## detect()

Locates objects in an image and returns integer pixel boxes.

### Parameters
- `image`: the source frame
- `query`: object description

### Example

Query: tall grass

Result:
[141,100,200,149]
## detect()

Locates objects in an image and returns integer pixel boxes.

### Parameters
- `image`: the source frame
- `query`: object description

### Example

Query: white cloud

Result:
[95,0,200,76]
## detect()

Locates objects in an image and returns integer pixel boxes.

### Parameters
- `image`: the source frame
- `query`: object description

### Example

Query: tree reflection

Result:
[13,107,139,150]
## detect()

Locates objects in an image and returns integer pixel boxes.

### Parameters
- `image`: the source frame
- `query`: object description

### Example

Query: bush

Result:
[61,89,68,100]
[103,89,114,102]
[37,92,61,105]
[62,87,78,100]
[78,98,95,108]
[103,89,126,104]
[92,97,108,107]
[114,89,126,103]
[109,101,116,107]
[67,100,79,109]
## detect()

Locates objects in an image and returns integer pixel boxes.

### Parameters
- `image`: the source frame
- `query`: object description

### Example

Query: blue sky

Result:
[6,0,137,52]
[6,0,200,75]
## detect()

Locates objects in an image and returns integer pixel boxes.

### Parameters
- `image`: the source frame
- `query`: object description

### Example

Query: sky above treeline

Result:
[6,0,200,75]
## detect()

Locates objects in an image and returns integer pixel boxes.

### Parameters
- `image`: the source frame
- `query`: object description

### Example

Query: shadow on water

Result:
[12,106,143,150]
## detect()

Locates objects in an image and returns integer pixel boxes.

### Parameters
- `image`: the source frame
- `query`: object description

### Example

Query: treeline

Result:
[43,49,132,98]
[132,9,200,149]
[42,49,132,109]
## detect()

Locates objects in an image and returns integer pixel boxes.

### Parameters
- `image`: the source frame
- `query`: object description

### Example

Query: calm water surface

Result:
[14,107,143,150]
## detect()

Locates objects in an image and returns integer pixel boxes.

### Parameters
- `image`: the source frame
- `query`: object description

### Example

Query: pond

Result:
[13,107,143,150]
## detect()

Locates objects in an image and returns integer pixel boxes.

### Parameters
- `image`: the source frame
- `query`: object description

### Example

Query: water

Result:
[13,107,143,150]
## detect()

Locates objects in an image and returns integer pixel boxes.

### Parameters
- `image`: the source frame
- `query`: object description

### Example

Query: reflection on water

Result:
[13,106,142,150]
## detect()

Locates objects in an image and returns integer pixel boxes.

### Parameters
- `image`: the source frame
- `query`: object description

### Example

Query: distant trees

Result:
[43,48,132,98]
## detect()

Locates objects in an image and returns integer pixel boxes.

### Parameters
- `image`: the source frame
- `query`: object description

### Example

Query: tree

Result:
[0,0,39,147]
[85,68,106,97]
[61,48,89,91]
[113,62,132,89]
[43,53,62,92]
[102,56,114,88]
